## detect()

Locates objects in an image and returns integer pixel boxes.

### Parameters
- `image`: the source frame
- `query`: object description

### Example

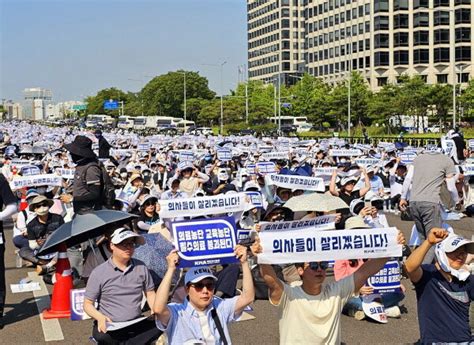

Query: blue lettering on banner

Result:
[172,217,238,267]
[217,149,232,162]
[367,260,401,293]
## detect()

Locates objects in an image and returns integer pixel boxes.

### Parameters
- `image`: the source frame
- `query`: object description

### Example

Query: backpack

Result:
[81,162,116,209]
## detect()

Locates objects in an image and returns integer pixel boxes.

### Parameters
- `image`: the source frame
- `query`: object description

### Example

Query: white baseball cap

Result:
[110,228,145,246]
[441,234,474,254]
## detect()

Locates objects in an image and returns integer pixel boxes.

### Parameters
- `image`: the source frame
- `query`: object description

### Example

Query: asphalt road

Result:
[2,214,473,344]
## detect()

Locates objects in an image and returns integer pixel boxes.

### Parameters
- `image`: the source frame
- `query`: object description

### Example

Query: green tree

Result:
[141,70,215,118]
[85,87,129,116]
[367,83,402,132]
[459,79,474,123]
[397,75,430,133]
[427,84,453,128]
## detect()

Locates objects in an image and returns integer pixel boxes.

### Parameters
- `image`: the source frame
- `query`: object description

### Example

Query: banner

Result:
[313,167,337,176]
[110,149,132,157]
[366,260,401,294]
[260,151,289,161]
[260,215,336,232]
[441,138,455,156]
[217,149,232,162]
[9,159,31,168]
[256,162,277,175]
[159,192,249,218]
[172,217,239,267]
[329,149,362,157]
[265,174,325,192]
[257,227,401,264]
[469,139,474,150]
[355,158,381,167]
[56,168,75,180]
[10,174,63,190]
[70,289,91,321]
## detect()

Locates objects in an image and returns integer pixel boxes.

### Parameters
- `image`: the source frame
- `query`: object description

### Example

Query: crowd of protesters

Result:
[0,120,473,344]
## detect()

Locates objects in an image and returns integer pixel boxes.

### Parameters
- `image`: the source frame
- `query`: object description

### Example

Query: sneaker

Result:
[354,310,366,321]
[385,306,401,318]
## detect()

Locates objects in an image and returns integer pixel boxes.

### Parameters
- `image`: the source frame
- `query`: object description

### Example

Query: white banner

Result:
[255,162,277,175]
[265,174,325,192]
[217,149,232,162]
[9,159,31,168]
[257,227,401,264]
[260,215,336,232]
[179,150,195,162]
[159,192,250,218]
[469,139,474,150]
[313,167,337,176]
[329,149,362,157]
[260,151,289,161]
[110,149,132,157]
[355,158,381,167]
[10,174,63,190]
[137,143,150,151]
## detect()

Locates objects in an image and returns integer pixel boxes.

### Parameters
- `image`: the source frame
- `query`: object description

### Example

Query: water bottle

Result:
[15,251,22,268]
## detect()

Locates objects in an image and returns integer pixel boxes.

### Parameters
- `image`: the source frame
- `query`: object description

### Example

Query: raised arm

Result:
[329,169,339,197]
[233,245,255,315]
[359,168,371,197]
[404,228,448,283]
[153,250,179,326]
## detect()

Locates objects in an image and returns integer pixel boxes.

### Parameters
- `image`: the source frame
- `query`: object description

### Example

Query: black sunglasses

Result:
[308,261,329,271]
[34,202,50,208]
[191,281,216,291]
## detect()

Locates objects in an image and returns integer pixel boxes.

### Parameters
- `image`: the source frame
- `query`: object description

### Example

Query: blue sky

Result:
[0,0,247,102]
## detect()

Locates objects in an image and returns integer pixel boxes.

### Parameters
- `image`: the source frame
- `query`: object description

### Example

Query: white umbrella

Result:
[284,192,348,212]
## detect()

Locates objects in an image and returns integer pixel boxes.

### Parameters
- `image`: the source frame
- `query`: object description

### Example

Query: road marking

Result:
[28,272,65,342]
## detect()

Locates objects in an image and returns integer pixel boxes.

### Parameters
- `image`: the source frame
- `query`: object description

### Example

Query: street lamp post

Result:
[177,72,187,131]
[202,61,227,134]
[451,8,456,128]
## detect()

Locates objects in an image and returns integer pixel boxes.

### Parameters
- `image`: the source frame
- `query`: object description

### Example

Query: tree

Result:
[459,79,474,123]
[427,84,453,128]
[141,70,215,118]
[85,87,129,116]
[397,75,430,133]
[368,83,402,132]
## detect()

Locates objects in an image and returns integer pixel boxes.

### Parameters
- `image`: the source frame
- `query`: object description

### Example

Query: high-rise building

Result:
[22,87,53,120]
[247,0,306,85]
[247,0,473,90]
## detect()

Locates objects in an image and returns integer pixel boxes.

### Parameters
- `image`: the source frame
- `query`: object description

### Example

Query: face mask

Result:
[35,206,50,216]
[120,173,128,178]
[435,243,470,281]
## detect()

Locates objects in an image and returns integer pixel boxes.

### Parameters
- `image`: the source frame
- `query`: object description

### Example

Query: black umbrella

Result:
[38,210,138,255]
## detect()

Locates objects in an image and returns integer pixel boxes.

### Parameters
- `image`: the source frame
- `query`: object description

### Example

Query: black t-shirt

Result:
[0,173,17,235]
[27,213,64,241]
[338,190,361,207]
[415,264,474,343]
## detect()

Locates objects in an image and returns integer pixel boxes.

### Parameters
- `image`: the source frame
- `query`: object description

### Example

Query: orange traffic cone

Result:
[43,243,73,319]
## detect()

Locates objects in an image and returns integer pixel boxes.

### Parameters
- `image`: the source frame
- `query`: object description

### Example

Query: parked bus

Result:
[156,116,183,129]
[85,114,114,128]
[269,116,312,132]
[117,115,135,130]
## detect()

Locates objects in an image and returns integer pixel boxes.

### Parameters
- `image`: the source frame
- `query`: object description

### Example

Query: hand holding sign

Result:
[234,245,248,263]
[99,314,112,333]
[167,249,179,270]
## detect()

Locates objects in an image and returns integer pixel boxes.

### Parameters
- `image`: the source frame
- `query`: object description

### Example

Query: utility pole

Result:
[245,82,249,124]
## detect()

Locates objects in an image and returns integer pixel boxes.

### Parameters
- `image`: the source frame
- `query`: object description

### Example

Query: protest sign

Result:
[469,139,474,150]
[9,159,31,168]
[179,150,195,162]
[362,294,387,324]
[56,168,75,180]
[260,151,289,161]
[313,167,337,176]
[260,215,336,232]
[366,260,401,293]
[257,227,401,264]
[10,174,63,190]
[244,191,263,208]
[172,217,239,267]
[398,151,417,165]
[245,164,256,175]
[70,289,91,321]
[329,149,362,157]
[463,164,474,176]
[256,161,277,175]
[441,138,455,156]
[137,143,150,151]
[159,192,249,218]
[217,148,232,162]
[110,149,131,157]
[265,174,325,192]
